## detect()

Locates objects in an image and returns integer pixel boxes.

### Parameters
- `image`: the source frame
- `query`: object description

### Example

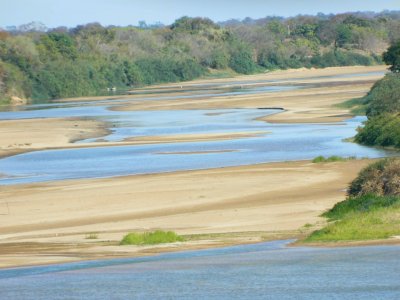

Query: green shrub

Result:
[353,73,400,149]
[310,50,376,68]
[335,97,367,115]
[348,158,400,197]
[305,158,400,242]
[383,40,400,73]
[312,155,352,163]
[120,230,184,245]
[305,206,400,242]
[85,232,99,239]
[323,194,400,220]
[229,43,256,74]
[364,73,400,117]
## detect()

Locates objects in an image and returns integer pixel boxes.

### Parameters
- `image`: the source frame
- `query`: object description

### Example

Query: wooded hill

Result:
[1,11,400,103]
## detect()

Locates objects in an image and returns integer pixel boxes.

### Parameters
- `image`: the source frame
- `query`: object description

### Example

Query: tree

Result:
[335,24,353,48]
[383,41,400,72]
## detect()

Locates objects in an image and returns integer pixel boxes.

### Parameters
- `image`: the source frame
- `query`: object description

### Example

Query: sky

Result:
[1,0,400,28]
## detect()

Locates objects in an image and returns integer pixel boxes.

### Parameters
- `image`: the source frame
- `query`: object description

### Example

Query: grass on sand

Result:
[120,230,184,245]
[312,155,356,163]
[305,194,400,242]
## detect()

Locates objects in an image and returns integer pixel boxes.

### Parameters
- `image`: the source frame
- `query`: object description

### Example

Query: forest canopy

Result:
[1,11,400,103]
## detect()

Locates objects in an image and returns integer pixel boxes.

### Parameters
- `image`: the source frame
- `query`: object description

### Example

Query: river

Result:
[0,71,392,184]
[0,240,399,299]
[0,70,398,299]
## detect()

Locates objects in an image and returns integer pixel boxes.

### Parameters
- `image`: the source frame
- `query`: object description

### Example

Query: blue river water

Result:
[0,240,399,299]
[0,104,394,184]
[0,70,393,185]
[0,108,391,184]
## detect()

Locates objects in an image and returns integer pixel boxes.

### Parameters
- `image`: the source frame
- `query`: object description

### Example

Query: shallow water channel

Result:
[0,74,392,184]
[0,240,399,299]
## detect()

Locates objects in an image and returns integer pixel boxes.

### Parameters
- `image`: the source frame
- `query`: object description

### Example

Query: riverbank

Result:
[0,118,109,158]
[114,65,387,123]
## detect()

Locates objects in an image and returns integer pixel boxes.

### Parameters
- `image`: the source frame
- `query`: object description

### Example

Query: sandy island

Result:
[0,159,375,268]
[0,65,394,268]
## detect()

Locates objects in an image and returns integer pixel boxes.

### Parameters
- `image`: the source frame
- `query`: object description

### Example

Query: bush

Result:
[348,158,400,197]
[0,60,31,101]
[323,194,400,220]
[305,158,400,242]
[364,73,400,117]
[120,230,184,245]
[383,40,400,72]
[355,113,400,147]
[135,58,206,85]
[229,45,256,74]
[312,155,352,163]
[310,50,376,68]
[335,97,367,115]
[305,205,400,242]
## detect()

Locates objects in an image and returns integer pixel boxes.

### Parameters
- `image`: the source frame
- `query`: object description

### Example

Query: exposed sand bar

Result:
[0,118,109,158]
[147,65,387,88]
[52,66,386,104]
[0,122,267,158]
[0,159,371,268]
[114,66,387,123]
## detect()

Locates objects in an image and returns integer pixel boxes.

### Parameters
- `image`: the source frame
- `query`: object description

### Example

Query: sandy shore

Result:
[0,159,372,268]
[112,65,386,123]
[118,83,373,123]
[0,118,109,158]
[0,65,391,269]
[54,66,386,122]
[0,128,267,158]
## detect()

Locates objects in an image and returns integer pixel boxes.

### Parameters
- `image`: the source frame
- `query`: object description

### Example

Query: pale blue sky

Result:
[1,0,399,28]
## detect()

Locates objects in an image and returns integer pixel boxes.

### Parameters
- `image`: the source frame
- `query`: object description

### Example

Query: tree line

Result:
[355,41,400,148]
[1,11,400,103]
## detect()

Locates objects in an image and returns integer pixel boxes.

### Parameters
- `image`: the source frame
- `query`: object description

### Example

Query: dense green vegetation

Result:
[305,158,400,242]
[120,230,184,245]
[1,11,400,103]
[354,38,400,148]
[305,205,400,241]
[356,113,400,147]
[312,155,355,163]
[354,73,400,148]
[348,158,400,196]
[383,40,400,72]
[334,97,367,115]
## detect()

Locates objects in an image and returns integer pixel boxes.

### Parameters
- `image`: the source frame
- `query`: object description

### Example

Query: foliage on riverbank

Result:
[2,11,399,103]
[312,155,355,163]
[120,230,184,245]
[306,203,400,241]
[305,158,400,242]
[354,41,400,148]
[334,97,367,115]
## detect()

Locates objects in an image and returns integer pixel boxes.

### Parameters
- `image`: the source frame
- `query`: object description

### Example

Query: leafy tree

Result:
[229,44,256,74]
[383,40,400,72]
[364,73,400,116]
[1,12,399,103]
[335,24,353,48]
